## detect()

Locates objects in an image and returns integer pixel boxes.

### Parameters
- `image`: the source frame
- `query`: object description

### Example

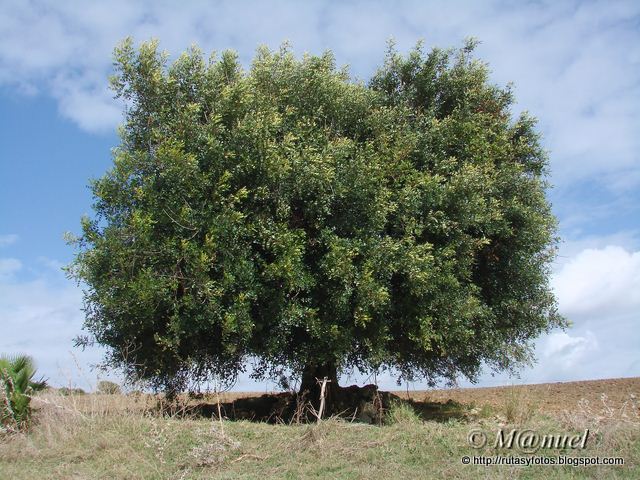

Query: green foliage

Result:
[58,387,86,396]
[97,380,122,395]
[385,400,422,425]
[1,355,47,429]
[68,38,564,393]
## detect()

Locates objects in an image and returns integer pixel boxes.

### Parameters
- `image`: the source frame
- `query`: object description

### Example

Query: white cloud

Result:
[556,230,639,265]
[510,243,640,384]
[0,257,22,280]
[36,256,65,272]
[451,240,640,388]
[542,331,598,369]
[552,245,640,319]
[528,243,640,383]
[0,261,107,390]
[0,234,19,247]
[51,76,122,132]
[528,309,639,384]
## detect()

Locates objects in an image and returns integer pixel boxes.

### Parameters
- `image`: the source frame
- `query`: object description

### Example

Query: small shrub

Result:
[58,387,86,396]
[97,380,121,395]
[560,393,640,432]
[385,400,422,425]
[1,354,47,431]
[502,387,536,424]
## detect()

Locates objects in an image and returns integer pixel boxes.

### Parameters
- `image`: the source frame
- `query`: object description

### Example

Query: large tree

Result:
[69,38,564,408]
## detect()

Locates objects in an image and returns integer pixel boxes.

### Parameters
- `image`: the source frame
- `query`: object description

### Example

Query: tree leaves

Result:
[69,40,564,392]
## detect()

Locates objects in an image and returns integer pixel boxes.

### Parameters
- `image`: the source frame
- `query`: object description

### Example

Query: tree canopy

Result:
[69,38,564,394]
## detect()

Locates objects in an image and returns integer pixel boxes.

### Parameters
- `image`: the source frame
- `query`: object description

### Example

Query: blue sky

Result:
[0,0,639,391]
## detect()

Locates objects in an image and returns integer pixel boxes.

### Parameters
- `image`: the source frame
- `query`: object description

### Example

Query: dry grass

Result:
[559,393,640,430]
[411,377,640,416]
[0,381,638,479]
[500,386,539,425]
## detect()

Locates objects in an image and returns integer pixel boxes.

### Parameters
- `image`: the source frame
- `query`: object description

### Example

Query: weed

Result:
[501,386,537,425]
[385,400,421,426]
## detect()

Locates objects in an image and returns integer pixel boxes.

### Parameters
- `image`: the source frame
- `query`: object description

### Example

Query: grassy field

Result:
[1,378,639,479]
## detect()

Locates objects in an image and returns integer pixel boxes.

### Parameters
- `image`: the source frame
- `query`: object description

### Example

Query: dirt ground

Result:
[190,376,639,423]
[394,376,640,415]
[215,377,639,413]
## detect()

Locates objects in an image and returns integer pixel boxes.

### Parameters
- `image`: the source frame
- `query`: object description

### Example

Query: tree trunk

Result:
[298,362,340,417]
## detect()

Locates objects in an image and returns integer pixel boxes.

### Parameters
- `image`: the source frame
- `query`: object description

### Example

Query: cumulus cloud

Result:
[0,234,19,247]
[452,240,640,388]
[525,243,640,383]
[552,245,640,319]
[0,257,22,280]
[558,230,638,257]
[542,331,599,369]
[537,244,640,381]
[0,0,638,191]
[0,260,107,389]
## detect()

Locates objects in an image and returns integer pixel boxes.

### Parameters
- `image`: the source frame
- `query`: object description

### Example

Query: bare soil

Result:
[197,376,640,422]
[395,376,640,415]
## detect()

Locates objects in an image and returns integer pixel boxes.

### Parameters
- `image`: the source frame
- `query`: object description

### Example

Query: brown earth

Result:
[194,376,639,423]
[394,376,640,416]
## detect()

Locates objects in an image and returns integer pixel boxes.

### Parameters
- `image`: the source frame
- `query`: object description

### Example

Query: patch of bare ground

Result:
[397,377,640,420]
[182,377,640,424]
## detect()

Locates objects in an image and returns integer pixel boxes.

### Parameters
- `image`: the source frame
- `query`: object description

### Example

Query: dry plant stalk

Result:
[316,376,330,422]
[290,390,308,425]
[560,392,640,432]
